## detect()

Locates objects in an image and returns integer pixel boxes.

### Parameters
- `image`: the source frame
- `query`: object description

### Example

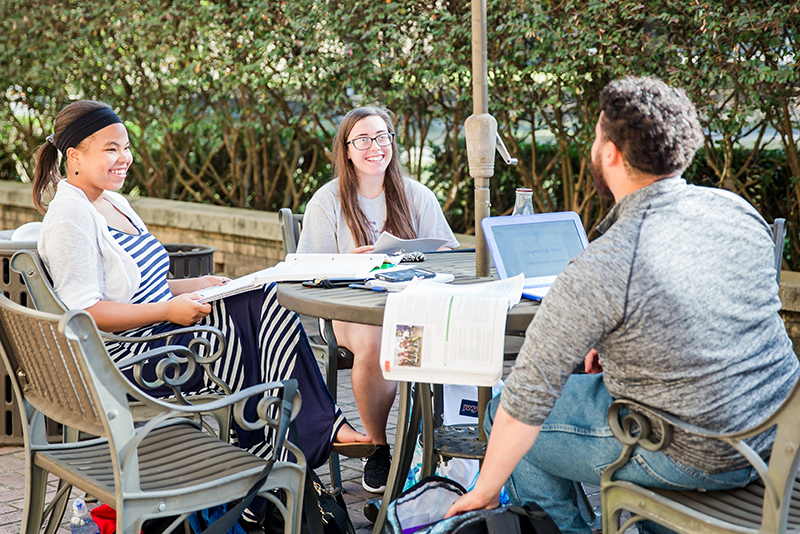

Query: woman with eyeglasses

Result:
[297,106,459,493]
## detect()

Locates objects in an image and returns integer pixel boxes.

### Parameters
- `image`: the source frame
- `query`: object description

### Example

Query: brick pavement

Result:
[0,365,609,534]
[0,354,615,534]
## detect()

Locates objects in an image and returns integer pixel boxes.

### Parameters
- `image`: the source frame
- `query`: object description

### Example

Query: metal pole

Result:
[471,0,488,116]
[465,0,493,278]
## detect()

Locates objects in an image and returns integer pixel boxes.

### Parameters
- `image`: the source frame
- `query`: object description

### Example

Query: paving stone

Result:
[0,365,639,534]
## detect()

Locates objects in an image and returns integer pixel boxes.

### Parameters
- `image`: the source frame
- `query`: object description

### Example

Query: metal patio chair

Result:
[278,208,356,407]
[600,382,800,534]
[10,249,234,440]
[600,217,796,534]
[0,290,306,534]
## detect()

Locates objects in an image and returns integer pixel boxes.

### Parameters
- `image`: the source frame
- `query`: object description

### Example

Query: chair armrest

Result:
[603,399,777,507]
[110,325,231,396]
[116,345,209,404]
[102,324,225,352]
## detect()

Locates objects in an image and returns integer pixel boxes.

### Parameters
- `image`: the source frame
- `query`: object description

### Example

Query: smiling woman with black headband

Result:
[32,100,372,520]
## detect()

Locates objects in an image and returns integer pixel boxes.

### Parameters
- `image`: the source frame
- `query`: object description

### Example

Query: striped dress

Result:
[105,225,344,469]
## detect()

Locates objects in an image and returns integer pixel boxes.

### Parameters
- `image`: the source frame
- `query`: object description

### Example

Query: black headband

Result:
[55,107,123,155]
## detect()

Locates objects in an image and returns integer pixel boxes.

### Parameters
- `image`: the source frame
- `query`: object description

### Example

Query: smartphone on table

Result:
[374,268,436,283]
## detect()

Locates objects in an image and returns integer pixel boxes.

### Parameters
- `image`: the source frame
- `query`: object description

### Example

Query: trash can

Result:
[164,244,215,279]
[0,240,56,444]
[0,240,215,444]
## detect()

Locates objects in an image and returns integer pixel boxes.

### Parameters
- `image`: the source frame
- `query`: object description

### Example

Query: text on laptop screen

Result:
[492,220,586,278]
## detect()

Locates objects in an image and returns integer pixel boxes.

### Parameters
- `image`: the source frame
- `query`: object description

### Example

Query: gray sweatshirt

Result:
[501,177,799,472]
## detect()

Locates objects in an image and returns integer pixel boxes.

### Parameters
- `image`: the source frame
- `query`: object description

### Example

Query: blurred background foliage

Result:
[0,0,799,265]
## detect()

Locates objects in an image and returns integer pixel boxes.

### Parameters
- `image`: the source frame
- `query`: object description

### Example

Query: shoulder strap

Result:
[202,380,299,534]
[201,462,273,534]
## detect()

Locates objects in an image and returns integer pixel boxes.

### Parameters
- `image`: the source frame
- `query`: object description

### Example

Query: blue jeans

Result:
[486,374,758,534]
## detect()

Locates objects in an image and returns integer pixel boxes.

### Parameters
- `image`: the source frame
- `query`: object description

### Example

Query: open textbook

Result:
[379,274,524,386]
[371,231,449,254]
[195,253,393,303]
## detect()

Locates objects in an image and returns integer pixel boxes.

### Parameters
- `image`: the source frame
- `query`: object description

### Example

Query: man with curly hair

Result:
[447,77,800,534]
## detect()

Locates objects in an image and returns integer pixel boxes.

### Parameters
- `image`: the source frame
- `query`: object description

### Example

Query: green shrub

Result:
[0,0,798,266]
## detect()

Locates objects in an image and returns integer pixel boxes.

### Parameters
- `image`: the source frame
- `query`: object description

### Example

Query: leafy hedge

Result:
[1,0,798,266]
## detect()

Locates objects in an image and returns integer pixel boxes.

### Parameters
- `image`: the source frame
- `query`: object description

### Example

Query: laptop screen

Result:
[491,220,586,278]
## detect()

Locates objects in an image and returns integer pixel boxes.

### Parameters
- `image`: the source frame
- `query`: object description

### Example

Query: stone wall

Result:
[779,271,800,356]
[0,180,476,278]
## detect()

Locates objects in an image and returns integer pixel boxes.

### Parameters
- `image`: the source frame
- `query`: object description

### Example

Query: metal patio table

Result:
[275,250,538,533]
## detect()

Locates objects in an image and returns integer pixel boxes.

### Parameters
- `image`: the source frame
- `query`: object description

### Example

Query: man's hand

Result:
[445,488,500,518]
[444,404,541,519]
[584,348,603,374]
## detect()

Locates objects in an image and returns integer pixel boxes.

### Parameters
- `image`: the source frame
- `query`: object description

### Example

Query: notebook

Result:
[481,212,589,301]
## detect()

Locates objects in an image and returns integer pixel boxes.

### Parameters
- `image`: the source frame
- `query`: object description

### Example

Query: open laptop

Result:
[482,212,589,300]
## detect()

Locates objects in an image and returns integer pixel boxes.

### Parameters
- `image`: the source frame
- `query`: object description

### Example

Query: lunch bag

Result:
[385,476,560,534]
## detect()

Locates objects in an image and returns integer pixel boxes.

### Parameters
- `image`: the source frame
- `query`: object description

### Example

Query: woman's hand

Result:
[168,275,231,296]
[351,245,375,254]
[195,275,231,289]
[165,294,212,326]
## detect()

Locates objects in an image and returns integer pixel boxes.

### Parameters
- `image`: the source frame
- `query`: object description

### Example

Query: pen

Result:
[349,283,388,292]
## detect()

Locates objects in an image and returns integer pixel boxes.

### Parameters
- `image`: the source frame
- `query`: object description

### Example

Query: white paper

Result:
[194,268,272,303]
[371,232,449,254]
[255,258,384,284]
[404,274,525,309]
[379,275,524,386]
[195,253,391,303]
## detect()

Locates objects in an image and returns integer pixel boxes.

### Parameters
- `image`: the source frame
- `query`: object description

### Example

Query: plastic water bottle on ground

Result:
[70,498,100,534]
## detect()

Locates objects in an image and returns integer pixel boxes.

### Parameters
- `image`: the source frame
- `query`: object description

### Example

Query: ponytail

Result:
[32,141,61,214]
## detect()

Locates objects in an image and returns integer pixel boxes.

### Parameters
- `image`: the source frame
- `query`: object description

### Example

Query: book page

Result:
[254,259,383,283]
[194,268,274,304]
[284,253,390,264]
[404,274,525,309]
[379,284,519,386]
[196,253,396,303]
[371,232,449,254]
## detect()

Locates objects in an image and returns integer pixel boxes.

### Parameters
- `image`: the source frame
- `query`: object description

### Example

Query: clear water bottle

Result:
[512,188,534,216]
[70,498,100,534]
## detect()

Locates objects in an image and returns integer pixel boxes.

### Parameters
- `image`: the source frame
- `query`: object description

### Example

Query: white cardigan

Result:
[38,180,145,310]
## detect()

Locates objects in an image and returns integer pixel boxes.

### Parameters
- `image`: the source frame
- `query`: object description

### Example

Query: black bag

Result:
[385,476,560,534]
[261,468,355,534]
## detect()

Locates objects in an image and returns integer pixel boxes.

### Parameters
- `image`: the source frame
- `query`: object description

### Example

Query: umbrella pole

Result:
[465,0,493,278]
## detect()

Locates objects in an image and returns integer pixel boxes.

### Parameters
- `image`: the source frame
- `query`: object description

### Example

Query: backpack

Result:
[261,468,355,534]
[385,476,560,534]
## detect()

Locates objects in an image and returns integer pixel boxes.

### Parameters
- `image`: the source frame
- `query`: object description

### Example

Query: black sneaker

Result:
[362,444,391,493]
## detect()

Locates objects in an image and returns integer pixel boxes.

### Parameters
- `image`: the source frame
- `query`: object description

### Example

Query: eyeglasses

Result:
[346,132,395,151]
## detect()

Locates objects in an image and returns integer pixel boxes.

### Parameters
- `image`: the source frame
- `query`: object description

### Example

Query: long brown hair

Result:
[332,107,416,247]
[32,100,112,214]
